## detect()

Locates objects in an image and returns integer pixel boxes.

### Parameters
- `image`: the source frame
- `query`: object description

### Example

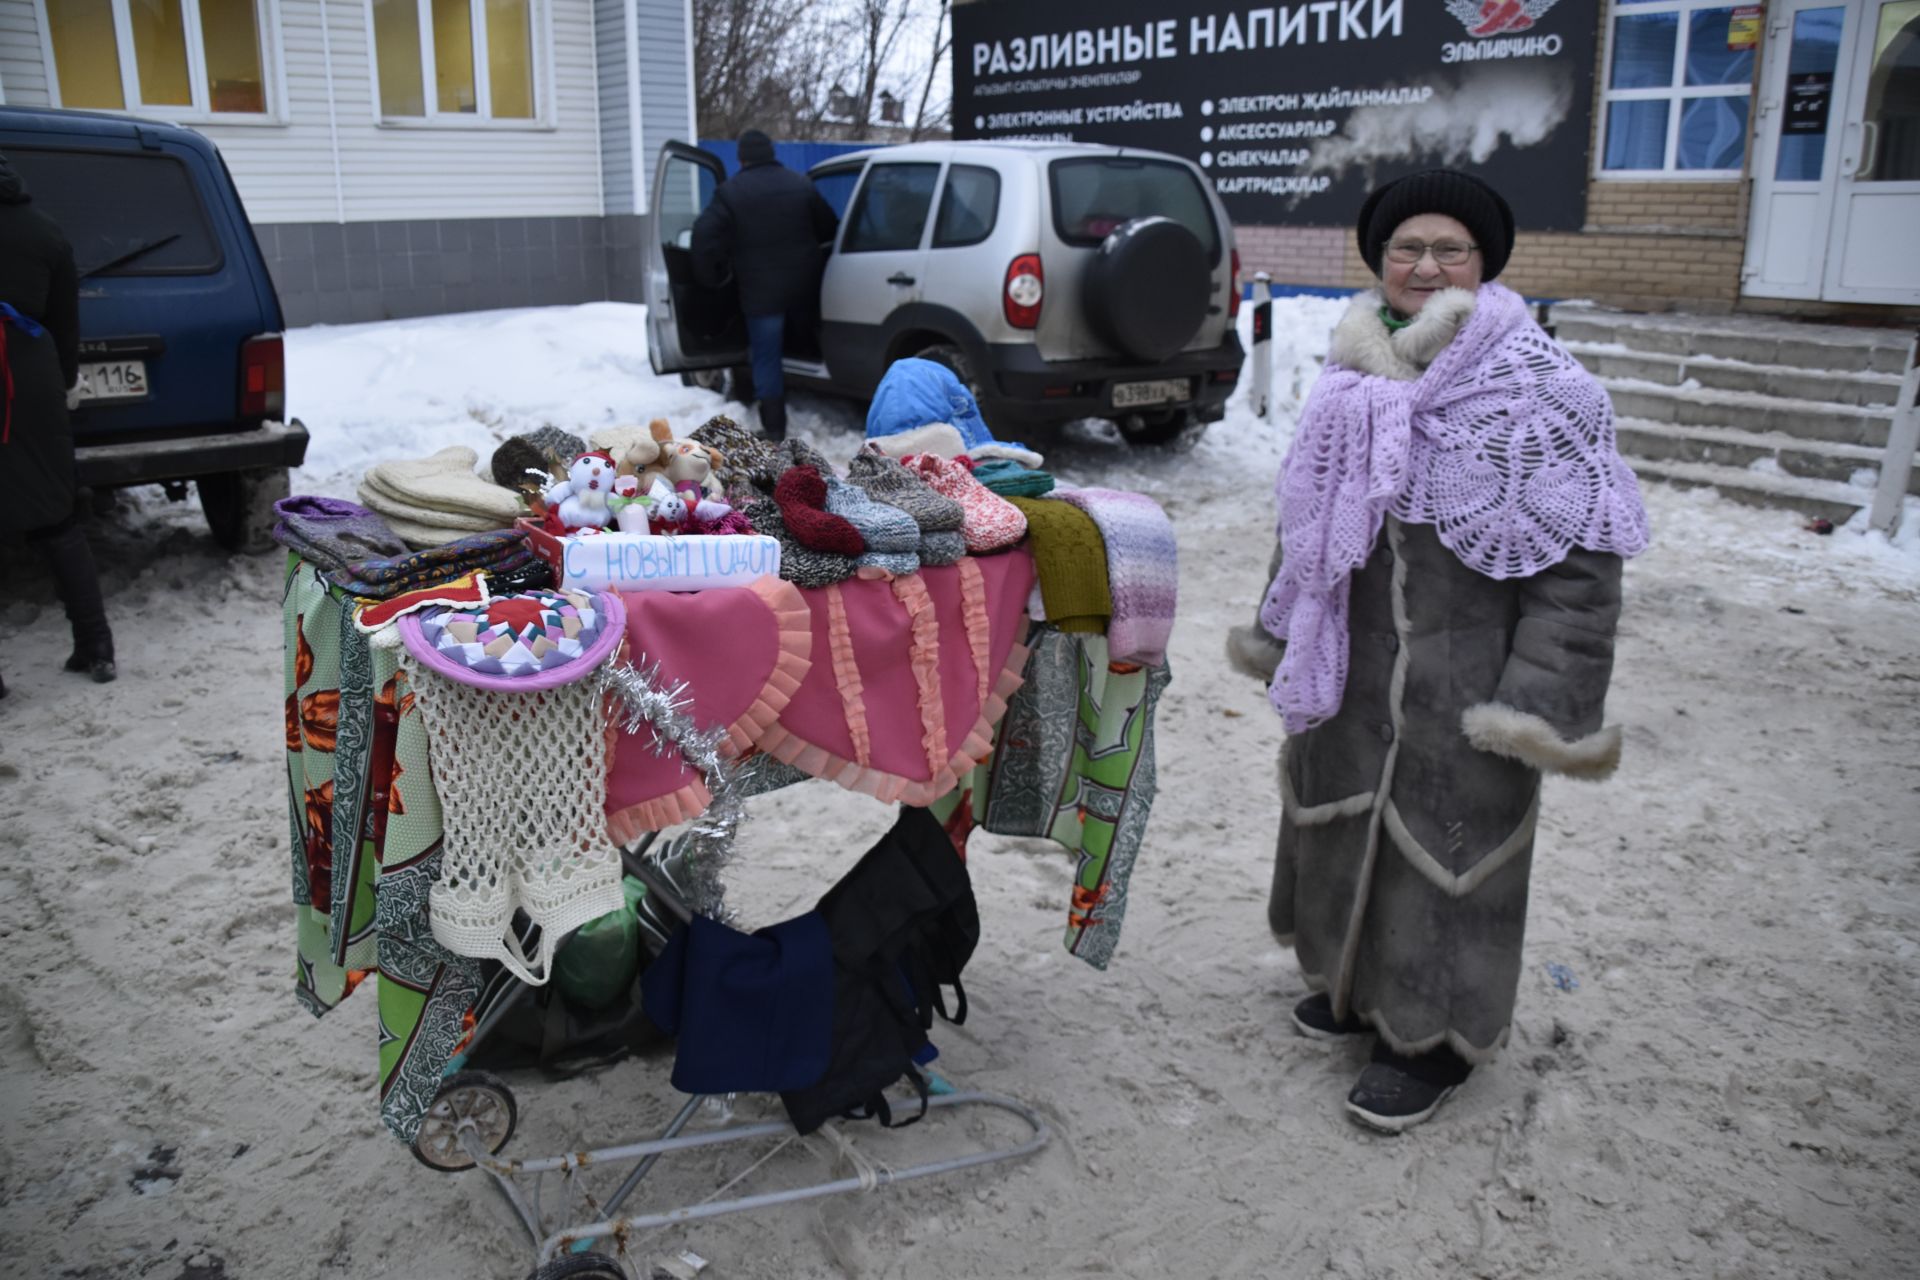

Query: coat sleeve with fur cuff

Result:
[1461,546,1627,779]
[1462,703,1622,780]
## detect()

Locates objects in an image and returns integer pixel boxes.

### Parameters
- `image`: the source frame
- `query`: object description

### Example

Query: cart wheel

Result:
[410,1070,518,1172]
[525,1252,625,1280]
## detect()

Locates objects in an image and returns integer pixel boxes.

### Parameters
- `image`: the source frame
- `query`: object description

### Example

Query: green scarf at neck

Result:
[1379,305,1413,332]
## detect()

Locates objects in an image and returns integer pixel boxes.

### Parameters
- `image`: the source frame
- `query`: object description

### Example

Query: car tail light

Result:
[1004,254,1043,329]
[1229,248,1243,319]
[240,333,285,420]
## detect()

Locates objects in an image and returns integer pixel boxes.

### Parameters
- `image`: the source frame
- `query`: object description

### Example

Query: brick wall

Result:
[1231,179,1756,313]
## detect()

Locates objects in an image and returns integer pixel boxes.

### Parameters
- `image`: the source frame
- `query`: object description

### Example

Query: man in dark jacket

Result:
[1,152,115,694]
[690,130,839,441]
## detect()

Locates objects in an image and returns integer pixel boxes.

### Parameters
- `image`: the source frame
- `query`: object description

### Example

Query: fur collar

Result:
[1329,288,1478,382]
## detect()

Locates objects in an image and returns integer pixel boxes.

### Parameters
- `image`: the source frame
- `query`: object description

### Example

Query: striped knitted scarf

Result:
[1051,487,1177,667]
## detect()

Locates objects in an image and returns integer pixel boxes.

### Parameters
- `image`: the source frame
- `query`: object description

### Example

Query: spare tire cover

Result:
[1083,216,1211,365]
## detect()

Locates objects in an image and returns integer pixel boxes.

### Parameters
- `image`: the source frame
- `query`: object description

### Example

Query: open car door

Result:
[644,142,748,375]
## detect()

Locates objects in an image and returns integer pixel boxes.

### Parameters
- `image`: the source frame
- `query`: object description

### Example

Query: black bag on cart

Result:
[780,805,980,1134]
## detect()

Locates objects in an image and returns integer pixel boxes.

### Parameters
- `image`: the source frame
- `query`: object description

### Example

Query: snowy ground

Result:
[2,300,1918,1280]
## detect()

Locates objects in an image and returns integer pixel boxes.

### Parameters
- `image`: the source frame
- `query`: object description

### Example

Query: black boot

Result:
[758,396,788,442]
[1346,1041,1473,1133]
[33,518,116,683]
[1292,992,1372,1040]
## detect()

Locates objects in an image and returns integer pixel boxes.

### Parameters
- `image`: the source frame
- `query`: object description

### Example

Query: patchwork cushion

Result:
[399,588,626,691]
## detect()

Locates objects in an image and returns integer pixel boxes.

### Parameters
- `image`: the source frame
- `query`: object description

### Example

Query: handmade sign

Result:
[519,518,781,593]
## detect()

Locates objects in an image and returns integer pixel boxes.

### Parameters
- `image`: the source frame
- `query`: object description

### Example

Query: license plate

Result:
[76,360,149,404]
[1111,378,1191,409]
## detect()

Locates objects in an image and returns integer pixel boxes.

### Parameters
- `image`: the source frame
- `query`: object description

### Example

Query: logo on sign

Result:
[1444,0,1561,37]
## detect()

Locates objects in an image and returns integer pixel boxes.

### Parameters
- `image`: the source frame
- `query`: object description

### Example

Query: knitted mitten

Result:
[847,452,965,533]
[773,465,866,554]
[743,497,858,589]
[907,455,1029,553]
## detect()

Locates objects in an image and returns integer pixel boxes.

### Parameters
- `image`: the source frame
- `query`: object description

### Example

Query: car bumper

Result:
[75,418,311,488]
[982,335,1246,427]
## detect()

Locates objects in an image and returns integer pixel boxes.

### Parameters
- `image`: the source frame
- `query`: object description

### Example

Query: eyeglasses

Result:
[1384,240,1479,266]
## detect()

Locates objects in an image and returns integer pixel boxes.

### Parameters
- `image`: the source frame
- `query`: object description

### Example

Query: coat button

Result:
[1383,633,1399,654]
[1377,722,1395,744]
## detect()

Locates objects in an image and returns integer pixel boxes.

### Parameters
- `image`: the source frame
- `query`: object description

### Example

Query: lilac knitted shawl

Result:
[1260,282,1649,733]
[1053,487,1177,667]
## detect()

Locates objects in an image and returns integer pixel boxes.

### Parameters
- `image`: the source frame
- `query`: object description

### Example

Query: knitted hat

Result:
[1356,169,1515,279]
[738,130,776,167]
[848,453,965,532]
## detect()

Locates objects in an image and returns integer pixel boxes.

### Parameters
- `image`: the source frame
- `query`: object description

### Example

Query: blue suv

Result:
[0,106,306,551]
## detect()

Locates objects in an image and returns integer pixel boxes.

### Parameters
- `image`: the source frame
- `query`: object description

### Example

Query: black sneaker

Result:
[1292,992,1372,1040]
[65,653,117,684]
[1346,1043,1473,1133]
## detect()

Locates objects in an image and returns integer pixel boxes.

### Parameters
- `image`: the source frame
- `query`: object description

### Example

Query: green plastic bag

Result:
[555,876,645,1010]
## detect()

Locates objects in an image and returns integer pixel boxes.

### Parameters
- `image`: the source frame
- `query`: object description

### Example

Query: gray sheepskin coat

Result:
[1227,288,1628,1062]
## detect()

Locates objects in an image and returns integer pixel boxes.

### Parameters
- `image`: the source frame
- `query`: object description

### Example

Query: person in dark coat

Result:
[690,129,839,441]
[1,151,115,693]
[1228,170,1650,1132]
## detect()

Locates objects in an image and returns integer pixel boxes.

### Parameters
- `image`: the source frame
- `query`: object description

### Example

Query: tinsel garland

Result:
[596,659,751,921]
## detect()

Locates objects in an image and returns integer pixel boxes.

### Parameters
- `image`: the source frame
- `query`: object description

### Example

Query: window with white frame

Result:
[370,0,541,123]
[1599,0,1758,175]
[40,0,275,117]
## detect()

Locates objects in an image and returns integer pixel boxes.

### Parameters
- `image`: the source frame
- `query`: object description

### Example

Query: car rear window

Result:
[1049,157,1219,262]
[4,147,223,277]
[932,165,1000,249]
[841,162,940,253]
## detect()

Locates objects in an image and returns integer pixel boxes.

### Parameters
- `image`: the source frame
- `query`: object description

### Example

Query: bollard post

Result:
[1869,330,1920,539]
[1250,272,1273,422]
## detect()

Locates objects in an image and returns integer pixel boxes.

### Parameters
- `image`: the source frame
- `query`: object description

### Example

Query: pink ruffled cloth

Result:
[603,551,1035,838]
[1260,282,1649,734]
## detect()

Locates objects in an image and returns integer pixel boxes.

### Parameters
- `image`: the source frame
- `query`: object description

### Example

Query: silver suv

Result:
[644,140,1246,445]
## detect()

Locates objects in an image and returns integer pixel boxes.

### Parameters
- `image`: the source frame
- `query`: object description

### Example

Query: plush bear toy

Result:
[618,419,735,533]
[542,450,620,532]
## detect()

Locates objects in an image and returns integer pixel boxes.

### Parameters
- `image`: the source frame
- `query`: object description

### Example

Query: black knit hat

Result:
[1356,169,1515,280]
[737,130,776,167]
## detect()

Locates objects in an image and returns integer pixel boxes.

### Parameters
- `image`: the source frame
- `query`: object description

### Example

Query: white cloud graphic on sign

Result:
[1300,63,1575,190]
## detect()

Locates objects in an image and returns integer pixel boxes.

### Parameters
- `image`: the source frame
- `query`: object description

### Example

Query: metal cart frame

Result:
[407,830,1051,1280]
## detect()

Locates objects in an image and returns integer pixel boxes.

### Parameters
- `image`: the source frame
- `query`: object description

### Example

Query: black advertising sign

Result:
[1785,71,1833,135]
[952,0,1598,229]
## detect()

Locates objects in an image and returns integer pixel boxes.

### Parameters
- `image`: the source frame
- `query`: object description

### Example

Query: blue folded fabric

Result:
[641,911,835,1095]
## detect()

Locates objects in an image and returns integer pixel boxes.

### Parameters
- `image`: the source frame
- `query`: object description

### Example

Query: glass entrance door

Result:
[1744,0,1920,302]
[1823,0,1920,300]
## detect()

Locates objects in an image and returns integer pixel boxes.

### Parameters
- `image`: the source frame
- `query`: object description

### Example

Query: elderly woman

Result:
[1227,170,1649,1132]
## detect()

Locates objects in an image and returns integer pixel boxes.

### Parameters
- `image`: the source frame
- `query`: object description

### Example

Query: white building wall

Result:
[0,0,607,224]
[633,0,690,207]
[0,0,49,104]
[594,0,634,215]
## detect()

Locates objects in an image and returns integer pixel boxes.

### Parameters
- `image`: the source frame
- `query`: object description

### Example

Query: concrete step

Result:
[1565,341,1905,409]
[1550,302,1914,376]
[1613,416,1919,496]
[1603,377,1893,448]
[1627,456,1871,525]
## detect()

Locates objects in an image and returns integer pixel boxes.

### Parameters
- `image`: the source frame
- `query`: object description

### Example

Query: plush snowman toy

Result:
[543,451,619,531]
